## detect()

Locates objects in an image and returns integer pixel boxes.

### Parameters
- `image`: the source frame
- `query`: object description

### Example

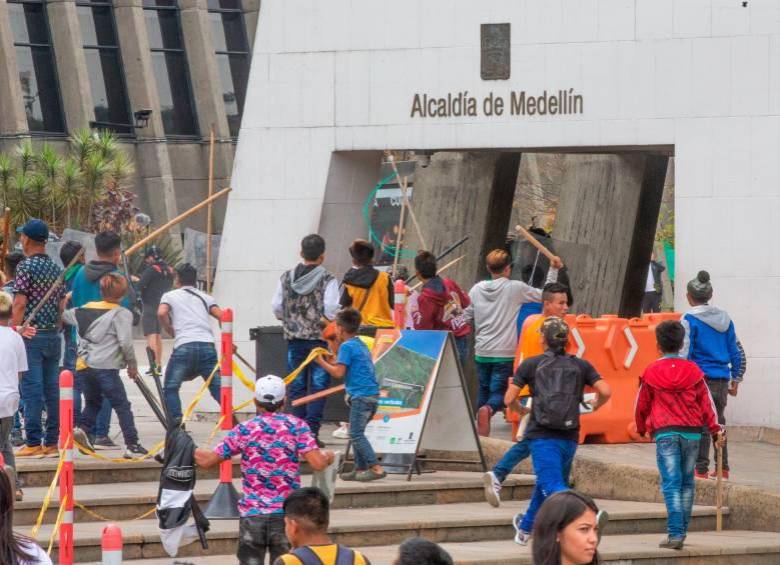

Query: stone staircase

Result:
[14,457,780,564]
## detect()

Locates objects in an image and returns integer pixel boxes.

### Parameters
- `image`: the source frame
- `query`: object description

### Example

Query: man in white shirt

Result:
[271,234,339,445]
[0,291,30,500]
[158,264,222,425]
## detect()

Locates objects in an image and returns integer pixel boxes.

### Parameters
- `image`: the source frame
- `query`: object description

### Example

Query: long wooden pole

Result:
[391,176,408,279]
[0,207,10,266]
[514,224,558,263]
[21,248,85,329]
[125,187,231,256]
[387,154,427,249]
[206,125,215,292]
[410,255,464,292]
[716,443,723,531]
[292,384,345,408]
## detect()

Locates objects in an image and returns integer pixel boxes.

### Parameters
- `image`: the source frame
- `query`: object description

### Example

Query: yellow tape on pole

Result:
[31,438,68,539]
[180,360,221,423]
[74,438,165,463]
[75,500,157,522]
[46,493,68,556]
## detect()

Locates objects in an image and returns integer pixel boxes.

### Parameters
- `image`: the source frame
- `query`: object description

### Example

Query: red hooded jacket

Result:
[635,356,722,438]
[412,276,471,338]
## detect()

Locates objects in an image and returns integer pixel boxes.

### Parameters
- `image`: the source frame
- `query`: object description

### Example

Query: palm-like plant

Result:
[93,129,119,161]
[16,140,35,175]
[70,128,95,168]
[9,172,34,227]
[81,152,109,226]
[59,158,81,228]
[38,143,62,226]
[0,154,15,209]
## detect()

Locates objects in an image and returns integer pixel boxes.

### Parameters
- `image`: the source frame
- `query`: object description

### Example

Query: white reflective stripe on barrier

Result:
[64,448,75,463]
[570,328,585,358]
[102,550,122,565]
[394,293,406,304]
[60,388,73,400]
[63,510,74,524]
[221,375,232,388]
[222,322,233,333]
[623,327,638,368]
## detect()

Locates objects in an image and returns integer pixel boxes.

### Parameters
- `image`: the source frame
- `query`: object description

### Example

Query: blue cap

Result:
[16,218,49,242]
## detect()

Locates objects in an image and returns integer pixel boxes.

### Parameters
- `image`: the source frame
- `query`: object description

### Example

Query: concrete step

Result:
[25,498,729,562]
[15,472,534,526]
[350,531,780,565]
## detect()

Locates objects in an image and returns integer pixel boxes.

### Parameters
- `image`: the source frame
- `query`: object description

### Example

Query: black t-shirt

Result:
[138,262,173,306]
[513,352,602,442]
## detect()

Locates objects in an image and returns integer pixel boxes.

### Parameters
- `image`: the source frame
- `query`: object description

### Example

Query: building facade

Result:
[0,0,259,233]
[217,0,780,427]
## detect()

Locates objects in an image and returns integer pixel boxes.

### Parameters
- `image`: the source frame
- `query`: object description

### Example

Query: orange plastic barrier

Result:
[508,312,682,444]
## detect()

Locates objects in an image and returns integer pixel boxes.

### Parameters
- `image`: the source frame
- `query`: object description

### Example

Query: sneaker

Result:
[355,468,387,482]
[483,471,502,507]
[73,427,95,453]
[659,537,684,550]
[123,444,149,459]
[339,469,359,481]
[315,437,326,449]
[15,445,44,458]
[332,422,350,440]
[41,445,59,458]
[513,513,531,545]
[477,405,493,437]
[709,470,729,481]
[14,488,23,502]
[694,470,709,480]
[93,436,119,450]
[10,431,24,448]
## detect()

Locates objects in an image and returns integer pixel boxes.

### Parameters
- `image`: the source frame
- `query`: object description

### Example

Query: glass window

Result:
[208,1,250,138]
[143,0,198,136]
[8,0,65,133]
[77,0,133,134]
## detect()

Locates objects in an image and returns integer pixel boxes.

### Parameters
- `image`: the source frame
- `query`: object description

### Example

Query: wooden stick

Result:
[716,443,723,532]
[291,384,345,408]
[21,248,85,329]
[125,187,231,256]
[410,255,464,291]
[514,224,559,264]
[0,208,10,266]
[391,176,408,279]
[387,155,427,249]
[206,124,215,293]
[234,349,256,375]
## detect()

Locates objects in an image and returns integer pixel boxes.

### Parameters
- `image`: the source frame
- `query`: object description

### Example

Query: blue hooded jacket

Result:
[680,305,741,380]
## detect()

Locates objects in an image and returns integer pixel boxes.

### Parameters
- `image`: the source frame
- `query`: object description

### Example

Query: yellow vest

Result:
[345,270,393,327]
[277,545,368,565]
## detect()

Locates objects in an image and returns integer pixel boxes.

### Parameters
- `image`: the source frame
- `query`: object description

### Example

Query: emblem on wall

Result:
[481,23,510,80]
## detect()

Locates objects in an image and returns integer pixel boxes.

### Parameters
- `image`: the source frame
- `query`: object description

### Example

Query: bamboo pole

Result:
[0,208,10,266]
[21,248,85,329]
[206,125,215,292]
[387,154,427,249]
[391,176,408,279]
[410,255,464,292]
[514,224,559,264]
[716,443,724,531]
[125,187,232,256]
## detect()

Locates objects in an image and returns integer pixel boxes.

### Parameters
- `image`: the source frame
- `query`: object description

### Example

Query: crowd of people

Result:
[0,220,745,564]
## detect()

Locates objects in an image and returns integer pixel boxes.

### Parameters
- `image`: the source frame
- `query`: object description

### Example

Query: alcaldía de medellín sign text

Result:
[410,89,583,118]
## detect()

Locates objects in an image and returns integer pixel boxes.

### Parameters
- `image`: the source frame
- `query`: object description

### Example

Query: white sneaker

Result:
[483,471,502,507]
[513,513,531,545]
[332,422,349,440]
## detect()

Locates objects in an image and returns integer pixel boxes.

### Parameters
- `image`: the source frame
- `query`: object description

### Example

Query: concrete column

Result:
[0,2,28,139]
[242,0,261,50]
[179,0,230,139]
[404,151,521,291]
[114,0,181,233]
[46,0,94,131]
[554,154,668,318]
[318,151,384,279]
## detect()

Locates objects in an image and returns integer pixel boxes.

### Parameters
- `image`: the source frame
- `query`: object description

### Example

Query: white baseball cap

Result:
[255,375,286,404]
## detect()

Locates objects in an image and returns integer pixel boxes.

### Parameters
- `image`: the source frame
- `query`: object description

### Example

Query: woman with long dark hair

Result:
[532,491,606,565]
[0,468,51,564]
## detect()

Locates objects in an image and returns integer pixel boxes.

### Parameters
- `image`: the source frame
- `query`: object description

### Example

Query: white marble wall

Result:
[217,0,780,426]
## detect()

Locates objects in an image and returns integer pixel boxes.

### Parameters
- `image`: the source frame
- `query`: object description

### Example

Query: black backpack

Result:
[289,545,357,565]
[531,351,584,431]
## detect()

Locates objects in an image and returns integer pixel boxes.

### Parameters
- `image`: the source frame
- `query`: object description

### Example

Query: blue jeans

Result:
[493,438,531,483]
[520,438,578,532]
[78,368,139,445]
[656,434,700,539]
[476,361,513,413]
[349,396,379,470]
[74,372,111,437]
[286,339,330,437]
[163,342,221,424]
[454,336,469,367]
[20,331,61,447]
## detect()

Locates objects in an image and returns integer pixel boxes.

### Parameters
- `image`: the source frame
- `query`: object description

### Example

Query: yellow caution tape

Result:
[73,438,165,463]
[180,360,221,423]
[46,493,68,556]
[74,500,156,522]
[283,347,331,385]
[232,361,254,391]
[31,437,68,539]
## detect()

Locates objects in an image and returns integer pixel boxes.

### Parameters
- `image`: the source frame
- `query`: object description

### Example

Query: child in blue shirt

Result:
[316,308,385,482]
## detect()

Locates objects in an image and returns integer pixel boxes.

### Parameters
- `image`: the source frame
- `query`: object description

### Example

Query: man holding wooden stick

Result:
[12,220,66,458]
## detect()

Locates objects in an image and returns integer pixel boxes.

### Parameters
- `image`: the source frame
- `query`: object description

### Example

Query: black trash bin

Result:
[249,326,350,423]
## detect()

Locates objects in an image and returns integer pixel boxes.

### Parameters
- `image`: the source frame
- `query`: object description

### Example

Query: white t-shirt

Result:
[17,539,52,564]
[160,287,218,349]
[646,265,656,292]
[0,326,27,419]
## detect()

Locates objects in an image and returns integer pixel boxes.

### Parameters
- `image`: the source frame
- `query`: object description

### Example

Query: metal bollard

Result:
[101,524,123,564]
[59,370,75,565]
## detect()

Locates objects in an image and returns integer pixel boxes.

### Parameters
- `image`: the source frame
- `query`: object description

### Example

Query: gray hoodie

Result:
[63,303,136,370]
[464,278,543,359]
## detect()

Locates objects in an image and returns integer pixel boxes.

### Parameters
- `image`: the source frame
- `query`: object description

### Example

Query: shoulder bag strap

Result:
[290,546,325,565]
